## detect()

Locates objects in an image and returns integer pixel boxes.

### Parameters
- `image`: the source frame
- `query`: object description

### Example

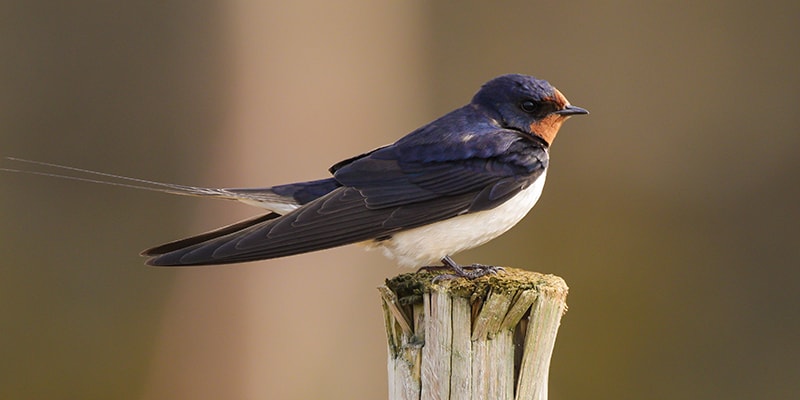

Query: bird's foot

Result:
[418,256,504,282]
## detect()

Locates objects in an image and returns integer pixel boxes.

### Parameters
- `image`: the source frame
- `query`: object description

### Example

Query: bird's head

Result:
[472,74,588,145]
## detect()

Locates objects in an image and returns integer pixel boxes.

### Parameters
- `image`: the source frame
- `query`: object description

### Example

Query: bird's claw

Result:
[419,257,504,282]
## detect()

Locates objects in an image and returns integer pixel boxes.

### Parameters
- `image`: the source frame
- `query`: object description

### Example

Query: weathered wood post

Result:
[379,268,568,400]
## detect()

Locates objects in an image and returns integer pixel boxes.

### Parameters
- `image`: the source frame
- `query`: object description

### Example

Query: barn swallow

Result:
[2,74,587,278]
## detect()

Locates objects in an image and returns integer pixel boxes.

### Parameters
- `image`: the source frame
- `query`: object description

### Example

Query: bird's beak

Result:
[555,105,589,116]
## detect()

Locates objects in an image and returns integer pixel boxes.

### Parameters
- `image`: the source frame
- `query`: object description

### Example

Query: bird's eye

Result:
[520,100,541,114]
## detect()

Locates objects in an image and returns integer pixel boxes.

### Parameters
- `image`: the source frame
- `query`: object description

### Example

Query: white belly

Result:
[367,172,547,267]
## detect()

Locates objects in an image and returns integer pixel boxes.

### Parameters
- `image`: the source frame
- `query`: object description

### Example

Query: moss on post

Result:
[380,268,568,400]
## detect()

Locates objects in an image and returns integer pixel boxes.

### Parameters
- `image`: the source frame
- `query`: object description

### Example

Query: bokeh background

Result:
[2,1,798,399]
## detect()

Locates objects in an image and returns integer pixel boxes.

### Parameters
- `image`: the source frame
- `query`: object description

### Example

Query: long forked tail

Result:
[1,157,294,210]
[3,156,350,265]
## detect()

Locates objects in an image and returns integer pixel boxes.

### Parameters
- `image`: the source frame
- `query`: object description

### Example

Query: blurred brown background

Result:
[1,1,798,399]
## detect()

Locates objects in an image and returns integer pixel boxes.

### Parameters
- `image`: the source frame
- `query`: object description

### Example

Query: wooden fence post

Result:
[379,268,568,400]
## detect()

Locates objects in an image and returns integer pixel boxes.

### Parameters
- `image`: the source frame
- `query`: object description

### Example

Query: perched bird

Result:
[3,74,587,278]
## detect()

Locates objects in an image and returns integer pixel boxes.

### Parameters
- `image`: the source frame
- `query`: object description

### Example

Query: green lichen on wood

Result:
[385,267,567,306]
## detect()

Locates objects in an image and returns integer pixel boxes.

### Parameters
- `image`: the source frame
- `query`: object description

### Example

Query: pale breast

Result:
[367,172,547,267]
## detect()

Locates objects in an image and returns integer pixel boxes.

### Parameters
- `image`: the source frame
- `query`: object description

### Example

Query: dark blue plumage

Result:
[140,74,587,269]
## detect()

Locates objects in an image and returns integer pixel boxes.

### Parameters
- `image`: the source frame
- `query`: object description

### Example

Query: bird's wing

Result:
[145,186,481,265]
[145,130,548,266]
[142,212,281,256]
